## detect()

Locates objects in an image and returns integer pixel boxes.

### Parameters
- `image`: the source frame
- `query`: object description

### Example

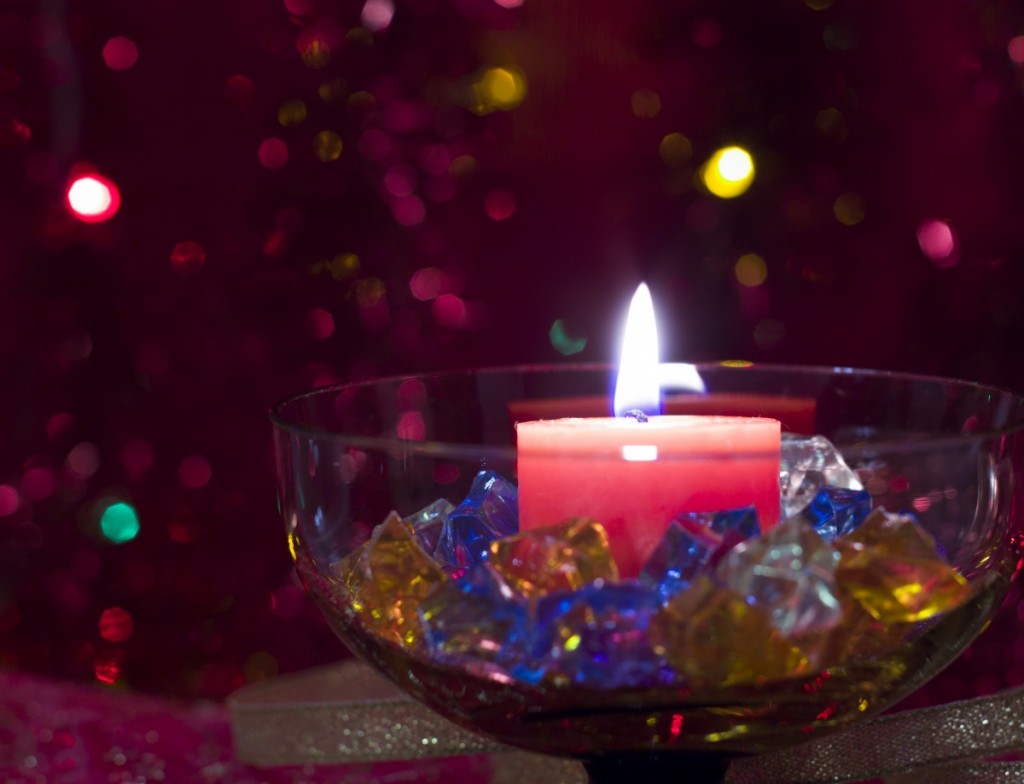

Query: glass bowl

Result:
[271,364,1024,784]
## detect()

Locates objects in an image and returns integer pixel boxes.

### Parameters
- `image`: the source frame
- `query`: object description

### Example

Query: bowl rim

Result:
[269,361,1024,459]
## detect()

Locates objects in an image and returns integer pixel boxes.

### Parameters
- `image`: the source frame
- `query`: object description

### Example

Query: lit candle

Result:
[516,285,781,577]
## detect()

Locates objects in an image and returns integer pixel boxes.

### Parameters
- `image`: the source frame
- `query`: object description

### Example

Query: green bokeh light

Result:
[100,501,140,544]
[549,319,587,356]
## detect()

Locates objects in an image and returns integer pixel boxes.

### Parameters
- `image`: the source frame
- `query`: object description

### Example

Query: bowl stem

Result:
[582,752,734,784]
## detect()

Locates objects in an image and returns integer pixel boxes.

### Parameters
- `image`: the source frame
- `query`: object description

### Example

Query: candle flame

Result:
[614,284,661,417]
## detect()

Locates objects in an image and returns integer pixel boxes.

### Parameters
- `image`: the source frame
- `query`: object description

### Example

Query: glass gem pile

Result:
[332,440,973,691]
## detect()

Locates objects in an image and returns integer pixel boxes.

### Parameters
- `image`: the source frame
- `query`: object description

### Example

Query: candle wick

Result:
[623,409,648,423]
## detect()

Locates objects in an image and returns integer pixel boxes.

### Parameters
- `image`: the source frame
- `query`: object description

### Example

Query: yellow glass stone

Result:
[488,518,619,598]
[339,512,448,648]
[822,590,914,664]
[651,575,814,689]
[836,510,970,624]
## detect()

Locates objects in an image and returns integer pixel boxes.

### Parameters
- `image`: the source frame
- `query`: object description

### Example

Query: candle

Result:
[516,285,781,577]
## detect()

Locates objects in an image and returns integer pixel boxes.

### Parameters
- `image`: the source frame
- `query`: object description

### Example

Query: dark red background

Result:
[1,0,1023,705]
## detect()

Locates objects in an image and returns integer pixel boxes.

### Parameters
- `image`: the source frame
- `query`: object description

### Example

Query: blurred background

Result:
[2,0,1024,703]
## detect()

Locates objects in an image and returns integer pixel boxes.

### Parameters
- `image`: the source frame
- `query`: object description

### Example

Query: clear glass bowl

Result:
[271,364,1024,783]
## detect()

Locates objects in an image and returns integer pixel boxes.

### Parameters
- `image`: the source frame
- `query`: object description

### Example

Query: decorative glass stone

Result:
[403,499,453,554]
[717,517,843,637]
[836,509,970,623]
[651,575,814,688]
[434,470,519,568]
[640,507,760,602]
[489,518,618,599]
[418,564,529,666]
[534,582,664,689]
[339,512,448,648]
[798,485,873,541]
[781,434,864,518]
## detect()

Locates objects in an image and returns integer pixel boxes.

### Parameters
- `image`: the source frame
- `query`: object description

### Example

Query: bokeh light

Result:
[691,18,722,48]
[659,133,692,167]
[631,89,661,119]
[472,67,526,113]
[410,267,448,300]
[1010,36,1024,65]
[734,253,768,287]
[361,0,395,32]
[94,650,124,685]
[549,319,587,355]
[313,130,343,161]
[917,220,958,267]
[66,442,100,478]
[170,240,206,274]
[0,485,19,517]
[102,37,138,71]
[833,192,865,226]
[484,189,516,221]
[66,174,121,222]
[277,99,307,126]
[99,502,141,544]
[178,456,212,489]
[120,440,154,478]
[396,411,426,441]
[700,146,755,198]
[297,31,331,69]
[305,307,335,339]
[258,138,288,169]
[99,607,134,643]
[815,108,848,144]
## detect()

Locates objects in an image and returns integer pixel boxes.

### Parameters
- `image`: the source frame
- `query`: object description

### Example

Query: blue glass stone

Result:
[781,434,864,518]
[640,507,760,602]
[800,485,872,541]
[403,499,453,554]
[533,581,665,689]
[418,564,528,666]
[434,471,519,568]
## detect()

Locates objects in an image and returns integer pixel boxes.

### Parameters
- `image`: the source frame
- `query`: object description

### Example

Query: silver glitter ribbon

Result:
[229,662,1024,783]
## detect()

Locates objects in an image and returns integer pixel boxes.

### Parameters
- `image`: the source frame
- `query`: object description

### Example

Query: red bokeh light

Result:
[94,650,124,685]
[98,607,134,643]
[484,189,516,221]
[169,240,206,274]
[178,455,212,489]
[258,138,289,169]
[66,174,121,223]
[304,307,335,339]
[102,37,138,70]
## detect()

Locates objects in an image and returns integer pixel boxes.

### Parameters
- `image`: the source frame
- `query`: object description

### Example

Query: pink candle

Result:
[516,416,781,577]
[514,284,781,577]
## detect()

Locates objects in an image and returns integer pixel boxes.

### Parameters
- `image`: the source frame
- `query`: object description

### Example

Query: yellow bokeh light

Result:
[318,78,348,105]
[449,155,477,178]
[815,107,847,143]
[631,88,661,119]
[300,37,331,69]
[313,130,343,161]
[278,99,307,127]
[834,192,865,226]
[734,253,768,287]
[472,67,526,114]
[329,252,359,279]
[701,146,755,198]
[659,133,692,167]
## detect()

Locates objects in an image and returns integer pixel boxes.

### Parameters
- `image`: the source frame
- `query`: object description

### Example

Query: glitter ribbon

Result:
[229,662,1024,783]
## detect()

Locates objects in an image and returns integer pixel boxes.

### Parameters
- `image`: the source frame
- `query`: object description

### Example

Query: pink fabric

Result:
[0,670,492,783]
